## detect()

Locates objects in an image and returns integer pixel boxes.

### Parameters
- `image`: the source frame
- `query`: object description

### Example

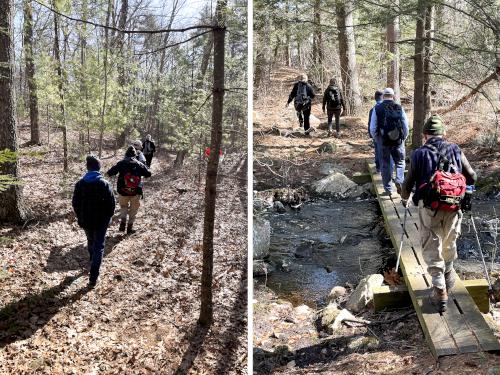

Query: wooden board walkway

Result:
[368,163,500,357]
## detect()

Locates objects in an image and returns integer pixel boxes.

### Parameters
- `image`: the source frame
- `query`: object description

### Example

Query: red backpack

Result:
[119,172,141,196]
[420,143,466,212]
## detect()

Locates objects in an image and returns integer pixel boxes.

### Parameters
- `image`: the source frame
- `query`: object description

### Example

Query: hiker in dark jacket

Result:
[322,78,345,137]
[401,115,476,313]
[368,90,384,171]
[142,134,156,168]
[72,155,116,288]
[107,146,151,234]
[286,73,316,135]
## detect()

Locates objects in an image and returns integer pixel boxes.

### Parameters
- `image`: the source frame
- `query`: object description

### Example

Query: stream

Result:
[257,198,499,308]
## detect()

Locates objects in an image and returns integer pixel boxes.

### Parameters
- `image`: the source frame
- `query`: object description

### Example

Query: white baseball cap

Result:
[383,87,395,96]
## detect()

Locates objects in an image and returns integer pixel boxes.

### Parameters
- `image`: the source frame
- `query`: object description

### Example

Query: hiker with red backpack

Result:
[401,115,477,312]
[72,155,116,288]
[322,78,345,137]
[107,146,151,234]
[369,87,409,195]
[286,73,316,135]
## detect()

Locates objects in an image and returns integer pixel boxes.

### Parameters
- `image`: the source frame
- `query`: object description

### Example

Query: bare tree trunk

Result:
[116,0,129,148]
[23,0,40,145]
[197,32,213,89]
[423,4,434,120]
[412,0,426,148]
[198,0,226,327]
[313,0,324,85]
[386,0,400,102]
[336,0,362,115]
[0,0,24,222]
[98,0,112,158]
[52,0,68,172]
[79,0,89,154]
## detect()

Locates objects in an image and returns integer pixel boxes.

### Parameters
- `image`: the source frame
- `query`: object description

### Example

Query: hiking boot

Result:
[327,123,333,135]
[88,279,97,289]
[336,130,340,138]
[395,183,402,196]
[445,270,455,290]
[127,224,136,235]
[429,286,448,313]
[119,220,126,232]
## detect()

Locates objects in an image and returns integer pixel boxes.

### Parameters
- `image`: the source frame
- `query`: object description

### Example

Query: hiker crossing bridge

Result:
[368,163,500,357]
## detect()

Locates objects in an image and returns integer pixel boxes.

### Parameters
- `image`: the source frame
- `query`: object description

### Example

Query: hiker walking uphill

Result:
[286,73,315,135]
[368,90,384,172]
[142,134,156,168]
[132,140,147,165]
[401,115,477,313]
[322,78,345,137]
[107,146,151,234]
[369,88,409,195]
[72,156,116,288]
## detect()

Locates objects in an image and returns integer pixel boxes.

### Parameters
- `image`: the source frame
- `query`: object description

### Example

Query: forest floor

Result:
[253,66,500,374]
[0,123,247,374]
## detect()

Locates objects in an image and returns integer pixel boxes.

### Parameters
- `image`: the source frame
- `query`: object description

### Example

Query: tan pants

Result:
[118,195,141,225]
[418,200,462,288]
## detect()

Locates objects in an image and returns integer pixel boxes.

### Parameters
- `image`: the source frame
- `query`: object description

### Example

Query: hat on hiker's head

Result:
[125,146,137,157]
[423,114,445,135]
[132,140,142,150]
[374,90,383,100]
[299,73,308,82]
[329,78,337,86]
[383,87,395,97]
[86,155,101,171]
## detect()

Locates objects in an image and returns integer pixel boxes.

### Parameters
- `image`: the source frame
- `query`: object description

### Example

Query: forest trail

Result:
[0,125,247,374]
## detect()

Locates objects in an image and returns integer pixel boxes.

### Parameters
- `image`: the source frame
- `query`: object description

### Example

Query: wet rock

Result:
[317,142,337,154]
[294,242,312,258]
[348,183,374,199]
[327,286,347,303]
[347,336,380,351]
[274,201,287,213]
[346,274,384,313]
[311,172,358,198]
[253,217,271,259]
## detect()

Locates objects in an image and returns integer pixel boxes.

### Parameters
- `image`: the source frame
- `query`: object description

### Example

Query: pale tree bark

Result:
[312,0,324,84]
[423,4,434,120]
[116,0,129,148]
[52,0,68,172]
[336,0,362,115]
[284,0,291,67]
[386,0,400,102]
[98,0,112,158]
[23,0,40,145]
[0,0,24,222]
[79,0,89,152]
[198,0,226,327]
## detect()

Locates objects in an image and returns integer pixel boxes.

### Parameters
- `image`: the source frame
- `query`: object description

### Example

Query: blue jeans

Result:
[380,141,405,192]
[84,225,108,283]
[374,139,381,171]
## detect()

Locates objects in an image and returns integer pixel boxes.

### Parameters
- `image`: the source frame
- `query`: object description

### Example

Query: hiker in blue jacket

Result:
[72,155,116,288]
[369,87,409,196]
[368,90,384,171]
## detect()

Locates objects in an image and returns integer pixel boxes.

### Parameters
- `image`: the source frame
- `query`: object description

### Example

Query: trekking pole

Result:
[395,204,408,273]
[469,212,494,300]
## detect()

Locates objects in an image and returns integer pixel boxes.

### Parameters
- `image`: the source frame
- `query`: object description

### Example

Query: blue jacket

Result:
[368,99,383,137]
[402,137,477,204]
[72,171,116,229]
[369,99,409,140]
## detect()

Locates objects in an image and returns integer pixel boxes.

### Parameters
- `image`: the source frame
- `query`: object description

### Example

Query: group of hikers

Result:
[288,74,477,313]
[72,135,156,287]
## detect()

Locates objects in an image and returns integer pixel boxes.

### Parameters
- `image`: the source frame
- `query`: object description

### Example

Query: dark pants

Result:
[297,107,311,131]
[327,108,342,132]
[84,225,108,283]
[144,153,153,167]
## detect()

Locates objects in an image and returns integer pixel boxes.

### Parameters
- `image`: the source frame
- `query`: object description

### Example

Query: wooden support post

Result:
[373,279,490,313]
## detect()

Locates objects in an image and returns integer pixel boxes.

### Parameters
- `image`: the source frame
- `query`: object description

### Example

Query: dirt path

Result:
[0,126,247,374]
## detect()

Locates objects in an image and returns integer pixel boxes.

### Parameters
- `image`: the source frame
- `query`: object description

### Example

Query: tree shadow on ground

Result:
[0,272,88,348]
[172,322,210,375]
[212,268,248,374]
[43,233,124,273]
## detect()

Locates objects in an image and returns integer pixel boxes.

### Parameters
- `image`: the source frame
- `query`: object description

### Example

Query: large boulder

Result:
[311,172,358,198]
[346,274,384,312]
[254,217,271,259]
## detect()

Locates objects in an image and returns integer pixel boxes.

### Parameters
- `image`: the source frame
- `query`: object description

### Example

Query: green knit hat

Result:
[423,114,445,135]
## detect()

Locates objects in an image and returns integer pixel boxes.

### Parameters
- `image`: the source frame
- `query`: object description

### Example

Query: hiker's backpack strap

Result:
[424,142,458,172]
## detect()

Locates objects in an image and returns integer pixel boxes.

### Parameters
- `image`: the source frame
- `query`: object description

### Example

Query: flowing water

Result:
[258,198,499,308]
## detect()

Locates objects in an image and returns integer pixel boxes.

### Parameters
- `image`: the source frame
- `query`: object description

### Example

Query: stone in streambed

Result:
[327,286,347,303]
[346,274,384,313]
[253,217,270,259]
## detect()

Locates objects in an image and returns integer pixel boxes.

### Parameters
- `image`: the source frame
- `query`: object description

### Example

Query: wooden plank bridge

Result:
[368,163,500,357]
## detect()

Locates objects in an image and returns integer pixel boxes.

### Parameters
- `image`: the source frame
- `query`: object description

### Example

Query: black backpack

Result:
[378,102,404,146]
[327,86,341,108]
[294,82,311,111]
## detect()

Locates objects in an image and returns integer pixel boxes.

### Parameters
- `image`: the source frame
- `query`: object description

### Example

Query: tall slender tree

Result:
[198,0,226,327]
[0,0,24,222]
[23,0,40,145]
[386,0,400,102]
